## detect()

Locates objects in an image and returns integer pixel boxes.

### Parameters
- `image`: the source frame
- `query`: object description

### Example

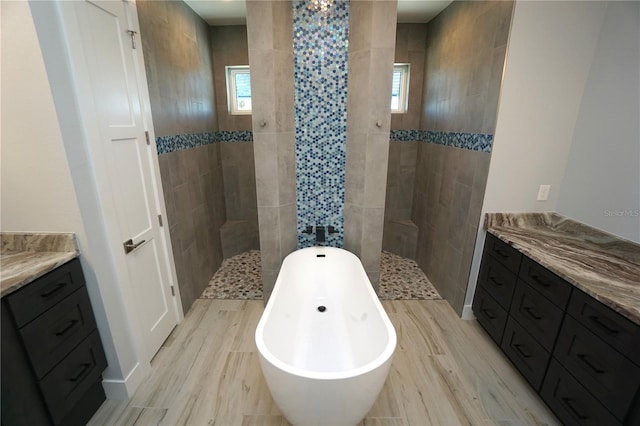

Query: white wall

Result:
[463,1,611,313]
[1,0,83,232]
[481,1,607,214]
[2,0,146,399]
[557,2,640,243]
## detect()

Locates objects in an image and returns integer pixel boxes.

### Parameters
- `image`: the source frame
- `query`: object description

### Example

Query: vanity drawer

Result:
[472,285,508,344]
[626,392,640,426]
[519,257,572,309]
[7,258,85,328]
[477,255,517,310]
[39,331,107,424]
[541,359,621,426]
[554,316,640,420]
[20,287,97,379]
[485,234,522,274]
[501,317,550,391]
[567,289,640,366]
[510,281,564,351]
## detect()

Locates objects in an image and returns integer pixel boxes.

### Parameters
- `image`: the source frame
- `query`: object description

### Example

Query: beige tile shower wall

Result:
[383,24,425,258]
[412,1,513,315]
[385,141,418,221]
[382,141,419,258]
[158,145,226,314]
[220,142,260,255]
[137,0,225,313]
[210,25,259,257]
[211,26,252,131]
[344,1,397,288]
[137,0,217,137]
[390,24,427,130]
[246,0,297,302]
[219,141,258,223]
[420,1,513,134]
[413,144,490,314]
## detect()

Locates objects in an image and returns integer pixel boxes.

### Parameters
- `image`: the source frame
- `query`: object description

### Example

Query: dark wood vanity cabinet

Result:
[473,233,640,426]
[472,237,521,344]
[1,258,107,426]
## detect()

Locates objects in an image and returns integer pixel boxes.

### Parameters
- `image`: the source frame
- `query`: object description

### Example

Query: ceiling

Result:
[183,0,453,26]
[397,0,452,23]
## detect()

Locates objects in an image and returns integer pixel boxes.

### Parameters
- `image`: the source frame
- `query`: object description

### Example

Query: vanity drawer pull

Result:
[524,306,542,320]
[68,362,91,382]
[488,274,503,286]
[561,397,589,420]
[55,319,79,336]
[589,315,619,335]
[530,274,551,288]
[40,282,67,298]
[495,249,510,259]
[481,308,496,320]
[577,353,605,374]
[513,343,532,359]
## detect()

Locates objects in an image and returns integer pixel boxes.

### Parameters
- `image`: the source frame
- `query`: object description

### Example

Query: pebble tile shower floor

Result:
[200,250,442,300]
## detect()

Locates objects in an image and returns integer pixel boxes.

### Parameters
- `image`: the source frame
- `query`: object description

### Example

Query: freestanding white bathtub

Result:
[255,247,397,426]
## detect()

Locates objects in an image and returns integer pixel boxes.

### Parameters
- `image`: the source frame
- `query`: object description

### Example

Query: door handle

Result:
[123,238,146,254]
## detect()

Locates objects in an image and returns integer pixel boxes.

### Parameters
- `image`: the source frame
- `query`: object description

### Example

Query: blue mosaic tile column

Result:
[293,0,349,248]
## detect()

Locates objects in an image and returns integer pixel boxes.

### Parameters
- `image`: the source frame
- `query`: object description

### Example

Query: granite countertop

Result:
[484,213,640,326]
[1,233,79,298]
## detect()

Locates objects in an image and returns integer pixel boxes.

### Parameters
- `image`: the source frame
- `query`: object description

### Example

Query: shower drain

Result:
[317,306,327,312]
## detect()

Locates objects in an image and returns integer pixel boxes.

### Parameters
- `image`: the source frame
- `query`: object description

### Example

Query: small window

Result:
[391,63,410,114]
[226,66,252,115]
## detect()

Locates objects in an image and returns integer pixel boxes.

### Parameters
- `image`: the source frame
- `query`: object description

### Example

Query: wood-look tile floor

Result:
[88,300,559,426]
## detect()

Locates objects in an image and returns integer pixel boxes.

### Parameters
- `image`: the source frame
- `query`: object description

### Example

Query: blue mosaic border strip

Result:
[390,130,493,153]
[389,129,424,142]
[293,0,349,249]
[156,131,253,155]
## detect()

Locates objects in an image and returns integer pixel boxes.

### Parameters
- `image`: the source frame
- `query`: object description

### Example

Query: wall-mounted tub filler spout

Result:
[302,225,338,245]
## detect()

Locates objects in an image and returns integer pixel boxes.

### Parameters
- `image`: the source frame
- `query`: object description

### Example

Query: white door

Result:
[73,0,177,358]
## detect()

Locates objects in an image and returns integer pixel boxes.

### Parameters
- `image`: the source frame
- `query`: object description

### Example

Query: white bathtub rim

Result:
[255,247,397,381]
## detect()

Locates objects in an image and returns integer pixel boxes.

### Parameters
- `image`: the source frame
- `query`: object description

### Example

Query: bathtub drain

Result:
[317,306,327,312]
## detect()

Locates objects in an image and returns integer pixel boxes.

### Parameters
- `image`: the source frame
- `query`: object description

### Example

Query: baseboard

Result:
[461,304,476,321]
[101,362,147,399]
